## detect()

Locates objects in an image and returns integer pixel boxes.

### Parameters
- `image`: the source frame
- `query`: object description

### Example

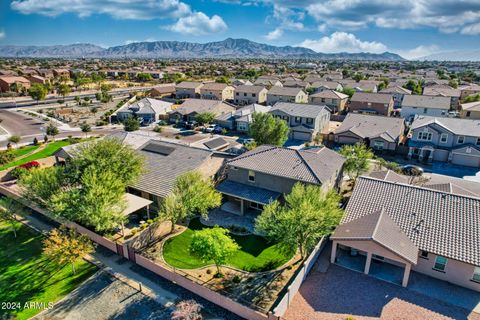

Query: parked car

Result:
[204,124,218,133]
[213,126,224,134]
[238,138,255,145]
[184,121,199,130]
[401,164,424,176]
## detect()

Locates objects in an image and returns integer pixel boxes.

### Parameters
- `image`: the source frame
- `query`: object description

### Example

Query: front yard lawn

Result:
[163,218,293,272]
[11,145,41,158]
[0,140,72,171]
[0,220,98,320]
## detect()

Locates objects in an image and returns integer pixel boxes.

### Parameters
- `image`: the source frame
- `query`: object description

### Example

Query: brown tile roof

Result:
[351,92,393,104]
[341,176,480,265]
[268,86,305,97]
[227,145,345,185]
[332,209,419,264]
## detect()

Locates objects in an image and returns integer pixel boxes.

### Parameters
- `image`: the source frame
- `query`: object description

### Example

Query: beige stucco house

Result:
[175,81,204,99]
[266,86,308,105]
[460,101,480,119]
[200,82,234,101]
[309,89,348,113]
[331,175,480,291]
[234,85,268,105]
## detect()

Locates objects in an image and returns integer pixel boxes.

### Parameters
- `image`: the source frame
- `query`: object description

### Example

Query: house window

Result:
[244,93,247,96]
[250,202,263,210]
[417,132,432,141]
[473,266,480,283]
[295,116,301,123]
[321,98,326,103]
[420,250,429,259]
[467,111,471,117]
[457,136,465,144]
[236,92,239,96]
[477,138,480,146]
[248,170,255,182]
[283,116,289,121]
[252,93,256,97]
[440,133,448,143]
[373,140,384,150]
[423,108,428,114]
[434,256,448,271]
[306,118,314,124]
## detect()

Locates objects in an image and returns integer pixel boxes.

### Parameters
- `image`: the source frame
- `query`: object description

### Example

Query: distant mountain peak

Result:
[0,38,405,61]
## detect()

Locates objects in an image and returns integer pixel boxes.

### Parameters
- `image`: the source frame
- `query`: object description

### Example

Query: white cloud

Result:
[461,23,480,35]
[299,32,387,53]
[0,30,5,39]
[11,0,191,20]
[265,28,283,40]
[165,12,227,35]
[395,45,440,60]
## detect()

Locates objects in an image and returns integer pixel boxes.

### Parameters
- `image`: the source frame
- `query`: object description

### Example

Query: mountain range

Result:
[420,50,480,62]
[0,38,404,61]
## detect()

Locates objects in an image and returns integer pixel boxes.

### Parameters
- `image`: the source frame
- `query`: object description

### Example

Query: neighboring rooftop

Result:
[227,145,345,185]
[334,113,404,142]
[402,95,451,109]
[235,85,267,94]
[270,102,329,118]
[176,81,203,89]
[351,92,393,104]
[410,115,480,137]
[310,89,348,100]
[267,86,305,97]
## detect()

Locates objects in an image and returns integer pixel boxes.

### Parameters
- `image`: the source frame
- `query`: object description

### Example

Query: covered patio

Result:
[216,180,281,216]
[330,209,418,287]
[118,193,153,237]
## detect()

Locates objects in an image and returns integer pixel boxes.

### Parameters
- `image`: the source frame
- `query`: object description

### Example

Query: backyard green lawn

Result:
[0,140,72,170]
[0,220,98,320]
[163,218,293,272]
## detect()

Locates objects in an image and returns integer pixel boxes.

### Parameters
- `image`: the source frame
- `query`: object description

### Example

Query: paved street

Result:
[0,108,47,137]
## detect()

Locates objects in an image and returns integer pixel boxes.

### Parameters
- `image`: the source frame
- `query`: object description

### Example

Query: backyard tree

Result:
[43,226,95,275]
[28,84,48,104]
[171,300,203,320]
[80,122,91,137]
[0,197,22,238]
[19,138,144,233]
[249,112,289,146]
[159,193,187,233]
[255,183,343,258]
[123,116,140,132]
[46,123,59,141]
[190,226,239,275]
[137,73,153,82]
[339,142,374,180]
[341,87,356,98]
[195,112,216,126]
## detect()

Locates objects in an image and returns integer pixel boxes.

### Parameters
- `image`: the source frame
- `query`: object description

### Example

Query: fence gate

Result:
[116,243,124,256]
[127,246,136,263]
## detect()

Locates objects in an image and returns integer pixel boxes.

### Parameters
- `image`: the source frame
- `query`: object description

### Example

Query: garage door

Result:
[338,135,361,144]
[293,131,312,141]
[451,153,480,167]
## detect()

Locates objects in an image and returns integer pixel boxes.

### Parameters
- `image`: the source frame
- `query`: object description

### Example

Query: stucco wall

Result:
[227,167,298,194]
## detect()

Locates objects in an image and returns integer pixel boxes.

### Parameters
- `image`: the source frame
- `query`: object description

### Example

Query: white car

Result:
[204,124,217,133]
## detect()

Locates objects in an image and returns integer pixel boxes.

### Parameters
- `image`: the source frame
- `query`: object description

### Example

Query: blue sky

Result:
[1,0,480,59]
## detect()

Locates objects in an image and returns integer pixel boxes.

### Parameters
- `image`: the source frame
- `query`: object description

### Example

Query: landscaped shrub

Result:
[0,150,14,165]
[11,161,40,179]
[232,275,241,283]
[206,269,212,275]
[153,125,162,133]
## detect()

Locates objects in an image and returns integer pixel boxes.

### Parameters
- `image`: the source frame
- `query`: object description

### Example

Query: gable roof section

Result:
[402,95,451,109]
[267,86,304,97]
[334,113,404,142]
[332,209,418,264]
[351,92,393,104]
[176,81,203,90]
[270,102,329,118]
[171,99,235,116]
[310,89,348,99]
[342,176,480,265]
[227,145,345,185]
[411,116,480,137]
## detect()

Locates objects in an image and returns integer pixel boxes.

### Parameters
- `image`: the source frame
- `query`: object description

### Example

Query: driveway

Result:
[284,247,480,320]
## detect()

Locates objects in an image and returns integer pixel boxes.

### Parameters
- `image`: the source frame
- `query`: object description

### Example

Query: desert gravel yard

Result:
[284,264,480,320]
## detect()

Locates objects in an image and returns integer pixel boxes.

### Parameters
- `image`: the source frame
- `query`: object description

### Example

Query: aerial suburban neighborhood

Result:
[1,1,480,320]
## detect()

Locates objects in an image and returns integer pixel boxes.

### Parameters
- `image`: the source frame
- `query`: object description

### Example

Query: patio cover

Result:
[121,193,153,216]
[216,180,281,205]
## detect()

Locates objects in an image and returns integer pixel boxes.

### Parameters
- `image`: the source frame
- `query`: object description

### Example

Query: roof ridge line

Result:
[371,208,385,240]
[296,148,322,184]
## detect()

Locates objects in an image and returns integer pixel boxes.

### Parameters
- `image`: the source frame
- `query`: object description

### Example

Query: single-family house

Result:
[269,102,330,141]
[349,92,394,116]
[408,115,480,167]
[400,95,451,120]
[266,86,308,105]
[0,76,31,93]
[168,99,236,124]
[423,85,461,108]
[175,81,204,99]
[116,98,173,125]
[200,82,235,101]
[332,113,405,151]
[282,79,310,89]
[253,76,283,88]
[234,85,268,105]
[232,79,253,86]
[309,90,349,113]
[28,75,47,85]
[330,175,480,291]
[216,104,271,132]
[379,86,412,108]
[459,84,480,100]
[52,68,70,78]
[311,81,343,93]
[216,145,345,215]
[149,84,176,98]
[460,101,480,119]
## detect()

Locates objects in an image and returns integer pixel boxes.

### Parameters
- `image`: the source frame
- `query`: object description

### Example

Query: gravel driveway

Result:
[284,264,480,320]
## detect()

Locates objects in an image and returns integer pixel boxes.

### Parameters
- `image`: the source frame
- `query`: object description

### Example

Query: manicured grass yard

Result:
[0,220,98,320]
[11,145,41,158]
[0,140,72,170]
[163,218,293,272]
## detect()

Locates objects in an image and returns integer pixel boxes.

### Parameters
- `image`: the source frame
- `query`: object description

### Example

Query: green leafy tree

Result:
[28,84,48,104]
[448,79,459,89]
[19,138,144,232]
[255,183,343,258]
[46,123,59,140]
[56,83,71,100]
[403,80,422,95]
[249,112,289,146]
[0,198,22,238]
[463,94,480,103]
[123,116,140,132]
[341,87,356,98]
[195,112,216,126]
[43,226,95,275]
[159,193,187,233]
[80,122,91,137]
[190,226,240,275]
[137,73,153,82]
[339,142,374,180]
